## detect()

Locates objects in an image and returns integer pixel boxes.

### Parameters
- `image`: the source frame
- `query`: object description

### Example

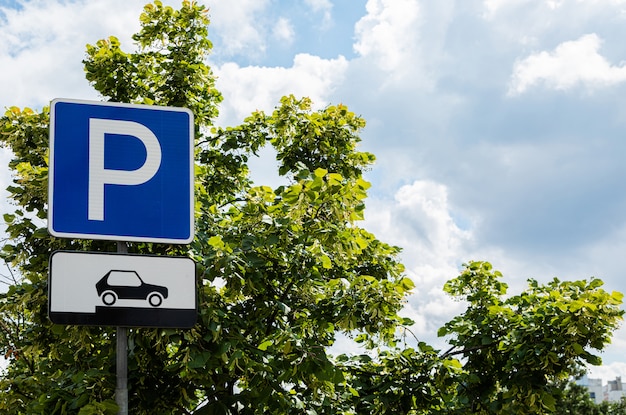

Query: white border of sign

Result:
[48,98,195,243]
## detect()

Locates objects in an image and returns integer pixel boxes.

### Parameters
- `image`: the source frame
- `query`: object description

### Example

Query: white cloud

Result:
[508,33,626,95]
[213,53,348,126]
[305,0,332,13]
[304,0,333,27]
[0,0,146,108]
[364,180,474,278]
[353,0,421,73]
[483,0,530,18]
[483,0,575,17]
[588,361,626,383]
[393,181,471,266]
[363,180,473,344]
[206,0,271,56]
[363,179,626,364]
[364,180,475,290]
[272,17,295,44]
[484,0,626,19]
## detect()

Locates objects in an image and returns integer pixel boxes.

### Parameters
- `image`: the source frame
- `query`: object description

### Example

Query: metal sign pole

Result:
[115,241,128,415]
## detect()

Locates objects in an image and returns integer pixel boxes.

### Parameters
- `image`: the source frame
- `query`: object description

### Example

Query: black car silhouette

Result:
[95,270,168,307]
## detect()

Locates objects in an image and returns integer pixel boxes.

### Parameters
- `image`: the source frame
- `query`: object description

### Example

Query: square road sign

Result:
[48,99,194,243]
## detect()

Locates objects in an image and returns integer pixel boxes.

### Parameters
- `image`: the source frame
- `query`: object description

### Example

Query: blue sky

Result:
[1,0,626,381]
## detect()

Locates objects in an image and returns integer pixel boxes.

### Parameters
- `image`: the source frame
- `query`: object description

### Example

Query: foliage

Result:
[0,1,407,413]
[556,381,605,415]
[603,398,626,415]
[554,379,626,415]
[0,1,624,414]
[438,261,624,414]
[84,0,221,125]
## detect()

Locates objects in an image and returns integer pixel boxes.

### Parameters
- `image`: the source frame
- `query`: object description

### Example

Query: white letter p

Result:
[88,119,162,221]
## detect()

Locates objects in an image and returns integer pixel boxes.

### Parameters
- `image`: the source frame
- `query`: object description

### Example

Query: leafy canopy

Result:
[0,2,623,414]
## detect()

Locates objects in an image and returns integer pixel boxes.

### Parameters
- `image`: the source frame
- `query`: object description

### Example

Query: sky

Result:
[1,0,626,382]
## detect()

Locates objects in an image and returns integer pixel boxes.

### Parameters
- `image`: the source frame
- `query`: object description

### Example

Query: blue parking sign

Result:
[49,99,194,243]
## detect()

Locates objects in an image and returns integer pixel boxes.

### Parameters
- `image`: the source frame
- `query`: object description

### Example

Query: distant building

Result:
[604,376,626,403]
[577,375,604,404]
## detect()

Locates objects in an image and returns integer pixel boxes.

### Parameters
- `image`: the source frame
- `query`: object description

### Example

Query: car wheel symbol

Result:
[148,292,163,307]
[102,291,117,306]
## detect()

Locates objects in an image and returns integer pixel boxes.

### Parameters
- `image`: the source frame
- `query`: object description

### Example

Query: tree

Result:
[606,398,626,415]
[437,261,623,414]
[328,262,623,415]
[1,2,408,414]
[554,378,626,415]
[0,2,623,414]
[554,380,605,415]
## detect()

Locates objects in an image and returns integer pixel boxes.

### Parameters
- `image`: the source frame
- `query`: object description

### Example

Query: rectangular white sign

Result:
[49,251,197,328]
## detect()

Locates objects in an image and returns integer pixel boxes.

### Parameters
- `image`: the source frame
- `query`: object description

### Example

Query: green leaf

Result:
[313,167,328,177]
[541,392,556,411]
[78,405,97,415]
[188,352,211,369]
[400,277,415,291]
[32,227,48,238]
[258,340,273,351]
[321,255,332,269]
[208,235,225,249]
[584,354,603,366]
[283,184,302,204]
[572,343,583,354]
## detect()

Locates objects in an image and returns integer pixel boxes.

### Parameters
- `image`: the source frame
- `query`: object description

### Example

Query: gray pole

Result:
[116,241,129,415]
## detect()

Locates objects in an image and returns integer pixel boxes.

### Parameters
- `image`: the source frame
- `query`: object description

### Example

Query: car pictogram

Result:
[95,270,168,307]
